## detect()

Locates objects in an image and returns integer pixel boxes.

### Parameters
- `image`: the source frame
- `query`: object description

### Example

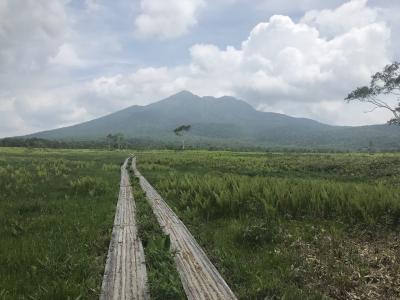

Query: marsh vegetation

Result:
[0,148,127,299]
[1,148,399,299]
[138,151,400,299]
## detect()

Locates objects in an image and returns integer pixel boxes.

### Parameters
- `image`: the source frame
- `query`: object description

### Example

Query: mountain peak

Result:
[23,91,400,151]
[174,90,196,97]
[161,91,253,109]
[148,90,200,109]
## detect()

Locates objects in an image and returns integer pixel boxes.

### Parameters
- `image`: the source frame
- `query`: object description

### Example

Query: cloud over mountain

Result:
[0,0,398,137]
[134,0,205,39]
[85,0,392,124]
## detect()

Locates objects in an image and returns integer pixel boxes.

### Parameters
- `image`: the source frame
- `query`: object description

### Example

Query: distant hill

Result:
[23,91,400,151]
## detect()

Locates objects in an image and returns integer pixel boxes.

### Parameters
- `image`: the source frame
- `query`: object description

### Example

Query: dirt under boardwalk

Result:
[100,158,149,300]
[132,157,237,300]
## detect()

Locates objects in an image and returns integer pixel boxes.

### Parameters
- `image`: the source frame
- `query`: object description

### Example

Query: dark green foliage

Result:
[174,125,191,136]
[106,133,125,150]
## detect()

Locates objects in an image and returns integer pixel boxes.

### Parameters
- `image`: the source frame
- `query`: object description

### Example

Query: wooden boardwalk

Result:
[131,157,237,300]
[100,158,149,300]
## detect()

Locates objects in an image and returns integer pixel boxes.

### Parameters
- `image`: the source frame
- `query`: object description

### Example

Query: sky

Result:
[1,0,400,137]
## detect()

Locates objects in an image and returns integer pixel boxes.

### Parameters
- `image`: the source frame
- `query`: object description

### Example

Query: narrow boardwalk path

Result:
[131,157,237,300]
[100,158,149,300]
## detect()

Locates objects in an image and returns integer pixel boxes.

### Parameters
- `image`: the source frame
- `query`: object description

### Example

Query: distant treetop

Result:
[174,125,191,136]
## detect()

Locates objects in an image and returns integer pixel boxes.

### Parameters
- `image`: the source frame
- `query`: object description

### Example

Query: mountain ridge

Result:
[22,91,400,150]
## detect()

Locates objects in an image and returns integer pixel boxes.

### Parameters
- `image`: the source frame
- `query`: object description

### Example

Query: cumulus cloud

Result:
[0,97,30,137]
[49,44,86,67]
[0,0,69,73]
[0,0,76,136]
[0,86,93,137]
[235,12,390,104]
[255,0,347,14]
[134,0,205,39]
[301,0,377,37]
[82,67,188,114]
[0,0,396,137]
[13,91,90,128]
[0,0,95,136]
[86,0,391,126]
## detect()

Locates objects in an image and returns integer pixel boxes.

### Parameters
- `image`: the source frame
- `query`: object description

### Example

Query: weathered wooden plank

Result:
[131,157,237,300]
[100,158,149,300]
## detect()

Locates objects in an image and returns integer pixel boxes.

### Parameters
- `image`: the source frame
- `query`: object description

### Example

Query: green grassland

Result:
[0,147,129,299]
[136,151,400,299]
[1,148,400,299]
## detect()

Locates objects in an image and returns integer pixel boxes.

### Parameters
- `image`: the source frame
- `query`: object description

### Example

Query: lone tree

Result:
[116,133,124,150]
[106,133,115,150]
[106,133,124,150]
[174,125,191,150]
[345,62,400,125]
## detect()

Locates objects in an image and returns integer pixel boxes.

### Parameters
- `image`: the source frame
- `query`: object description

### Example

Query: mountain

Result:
[24,91,400,150]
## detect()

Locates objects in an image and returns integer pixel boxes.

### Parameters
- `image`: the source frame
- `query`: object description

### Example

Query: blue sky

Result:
[1,0,399,137]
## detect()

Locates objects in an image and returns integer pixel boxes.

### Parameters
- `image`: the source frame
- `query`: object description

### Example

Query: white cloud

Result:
[0,0,69,73]
[255,0,347,14]
[12,91,90,128]
[0,97,29,137]
[134,0,205,39]
[0,0,397,138]
[301,0,377,37]
[0,87,93,137]
[257,99,394,126]
[0,0,86,134]
[49,44,85,67]
[83,67,188,114]
[86,0,391,126]
[230,11,389,105]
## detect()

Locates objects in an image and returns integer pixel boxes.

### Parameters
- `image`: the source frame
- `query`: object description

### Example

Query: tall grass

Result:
[155,173,400,226]
[70,176,108,197]
[0,148,127,299]
[138,150,400,184]
[137,151,400,299]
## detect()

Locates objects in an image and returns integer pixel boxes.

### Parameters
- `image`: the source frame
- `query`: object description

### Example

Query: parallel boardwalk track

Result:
[100,158,149,300]
[132,157,237,300]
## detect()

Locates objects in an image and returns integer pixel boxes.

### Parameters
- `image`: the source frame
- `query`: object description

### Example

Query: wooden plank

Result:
[132,157,237,300]
[100,158,149,300]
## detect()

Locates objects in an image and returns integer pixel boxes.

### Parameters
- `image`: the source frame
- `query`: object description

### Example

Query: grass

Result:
[1,147,399,299]
[127,159,186,299]
[137,150,400,299]
[153,173,400,225]
[0,147,128,299]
